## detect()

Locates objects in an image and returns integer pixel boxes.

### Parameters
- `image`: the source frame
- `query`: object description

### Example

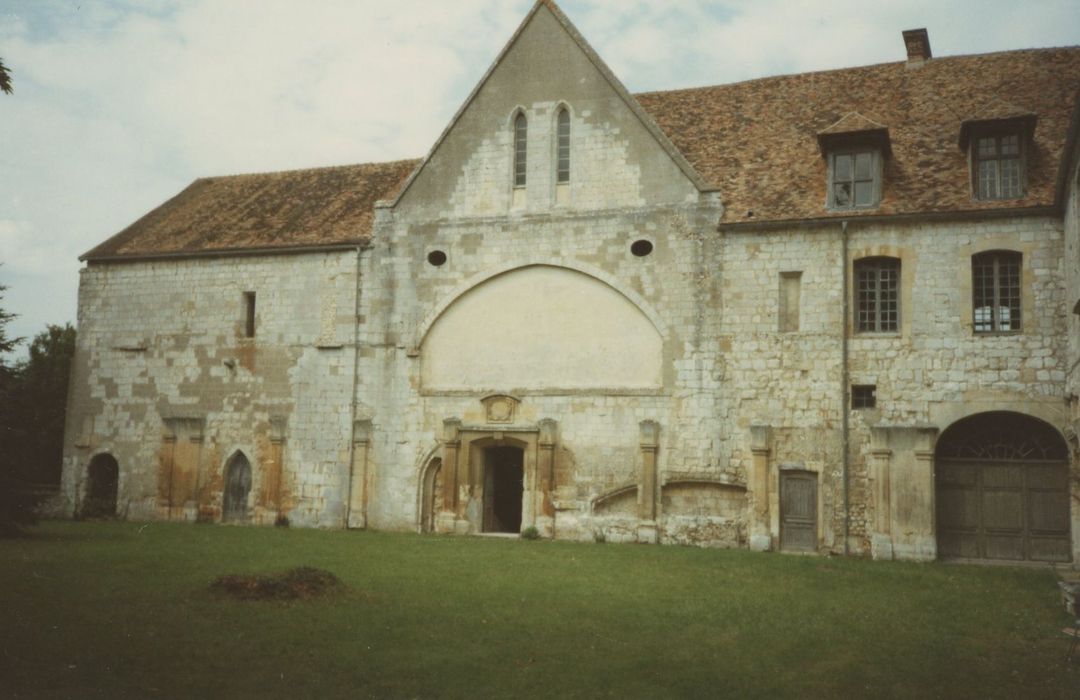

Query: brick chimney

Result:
[902,28,932,67]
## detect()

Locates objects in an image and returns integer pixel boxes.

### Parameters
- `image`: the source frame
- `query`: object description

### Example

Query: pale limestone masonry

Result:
[61,1,1080,564]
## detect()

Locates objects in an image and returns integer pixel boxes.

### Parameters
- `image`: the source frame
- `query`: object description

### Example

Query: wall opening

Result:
[420,457,443,533]
[223,452,252,523]
[84,453,119,518]
[483,446,524,533]
[935,411,1070,562]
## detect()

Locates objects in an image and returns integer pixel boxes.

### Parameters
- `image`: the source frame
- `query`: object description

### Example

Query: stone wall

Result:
[61,251,360,527]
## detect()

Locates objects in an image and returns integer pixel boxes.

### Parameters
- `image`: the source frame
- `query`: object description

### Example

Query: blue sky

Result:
[2,0,1080,358]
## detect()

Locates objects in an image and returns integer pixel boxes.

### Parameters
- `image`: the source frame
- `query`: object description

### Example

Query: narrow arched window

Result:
[557,108,571,184]
[514,113,527,188]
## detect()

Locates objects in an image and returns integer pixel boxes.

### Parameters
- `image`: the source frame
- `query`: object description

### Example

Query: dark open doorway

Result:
[483,446,524,533]
[223,452,252,523]
[84,453,119,517]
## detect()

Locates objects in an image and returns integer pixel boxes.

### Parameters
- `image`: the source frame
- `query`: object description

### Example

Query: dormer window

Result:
[830,149,880,209]
[817,112,890,211]
[974,132,1022,200]
[959,106,1036,202]
[514,113,528,188]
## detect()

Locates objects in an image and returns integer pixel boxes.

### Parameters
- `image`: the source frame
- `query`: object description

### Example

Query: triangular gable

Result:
[388,0,714,212]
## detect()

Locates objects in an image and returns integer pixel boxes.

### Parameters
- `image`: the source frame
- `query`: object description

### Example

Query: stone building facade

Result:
[62,1,1080,563]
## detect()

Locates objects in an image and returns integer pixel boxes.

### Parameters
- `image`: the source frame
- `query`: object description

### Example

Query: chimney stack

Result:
[902,28,932,67]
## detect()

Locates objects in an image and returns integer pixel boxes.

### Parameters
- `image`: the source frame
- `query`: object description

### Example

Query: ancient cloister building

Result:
[62,1,1080,563]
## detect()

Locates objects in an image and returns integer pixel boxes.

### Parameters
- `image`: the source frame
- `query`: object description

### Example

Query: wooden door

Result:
[937,461,1070,562]
[780,471,817,552]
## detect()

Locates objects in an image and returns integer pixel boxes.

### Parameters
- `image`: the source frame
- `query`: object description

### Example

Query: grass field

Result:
[2,521,1078,699]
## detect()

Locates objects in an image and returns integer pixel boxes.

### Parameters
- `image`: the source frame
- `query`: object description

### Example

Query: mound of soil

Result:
[209,566,341,601]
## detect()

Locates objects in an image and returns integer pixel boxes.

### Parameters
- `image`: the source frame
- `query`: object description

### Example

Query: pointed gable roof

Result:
[80,4,1080,260]
[388,0,715,209]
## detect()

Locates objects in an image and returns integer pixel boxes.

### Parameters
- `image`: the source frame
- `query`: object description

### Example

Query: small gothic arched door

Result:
[935,412,1071,562]
[222,453,252,523]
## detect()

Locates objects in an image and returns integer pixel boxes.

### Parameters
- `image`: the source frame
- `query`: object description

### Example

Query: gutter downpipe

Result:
[841,220,851,556]
[345,244,364,528]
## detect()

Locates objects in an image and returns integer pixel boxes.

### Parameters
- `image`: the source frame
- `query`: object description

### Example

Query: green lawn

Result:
[2,521,1078,699]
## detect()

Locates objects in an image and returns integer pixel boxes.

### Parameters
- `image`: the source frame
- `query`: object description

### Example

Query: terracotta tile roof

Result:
[82,160,419,260]
[636,46,1080,224]
[88,46,1080,260]
[818,112,889,136]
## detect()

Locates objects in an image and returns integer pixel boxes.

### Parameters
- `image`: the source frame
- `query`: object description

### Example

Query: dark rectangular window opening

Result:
[852,385,877,409]
[243,291,256,338]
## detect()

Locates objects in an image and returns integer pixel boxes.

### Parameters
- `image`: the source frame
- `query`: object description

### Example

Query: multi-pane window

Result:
[974,133,1022,200]
[852,385,877,409]
[855,257,900,333]
[830,149,878,209]
[557,109,571,184]
[972,251,1021,333]
[514,113,528,188]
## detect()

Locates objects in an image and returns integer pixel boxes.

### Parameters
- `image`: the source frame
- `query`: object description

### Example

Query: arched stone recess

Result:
[588,484,640,544]
[416,263,667,393]
[659,479,748,549]
[415,443,444,533]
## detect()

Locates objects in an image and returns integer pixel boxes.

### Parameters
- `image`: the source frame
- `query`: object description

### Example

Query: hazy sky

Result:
[2,0,1079,358]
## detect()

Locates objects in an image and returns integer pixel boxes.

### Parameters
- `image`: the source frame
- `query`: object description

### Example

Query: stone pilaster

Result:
[436,418,461,534]
[749,424,772,551]
[638,420,660,544]
[869,426,893,560]
[347,419,371,528]
[537,418,557,537]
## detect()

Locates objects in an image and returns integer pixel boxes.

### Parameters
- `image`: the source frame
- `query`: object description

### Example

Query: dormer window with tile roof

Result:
[959,103,1036,202]
[817,113,891,211]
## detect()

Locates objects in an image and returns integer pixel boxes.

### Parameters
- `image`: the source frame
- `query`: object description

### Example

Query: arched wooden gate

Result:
[935,412,1071,562]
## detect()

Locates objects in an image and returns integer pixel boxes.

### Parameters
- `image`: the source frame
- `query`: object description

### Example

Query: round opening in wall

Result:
[427,250,448,267]
[631,240,654,258]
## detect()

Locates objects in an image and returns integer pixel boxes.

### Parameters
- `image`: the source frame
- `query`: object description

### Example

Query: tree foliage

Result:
[1,278,77,535]
[0,57,12,95]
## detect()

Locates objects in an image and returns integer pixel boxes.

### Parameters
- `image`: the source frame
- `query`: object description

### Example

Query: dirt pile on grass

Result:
[209,567,341,601]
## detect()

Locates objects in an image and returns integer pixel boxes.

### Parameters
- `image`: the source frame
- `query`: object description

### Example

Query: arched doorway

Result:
[483,446,524,533]
[419,457,443,533]
[222,452,252,523]
[84,454,119,517]
[935,412,1071,562]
